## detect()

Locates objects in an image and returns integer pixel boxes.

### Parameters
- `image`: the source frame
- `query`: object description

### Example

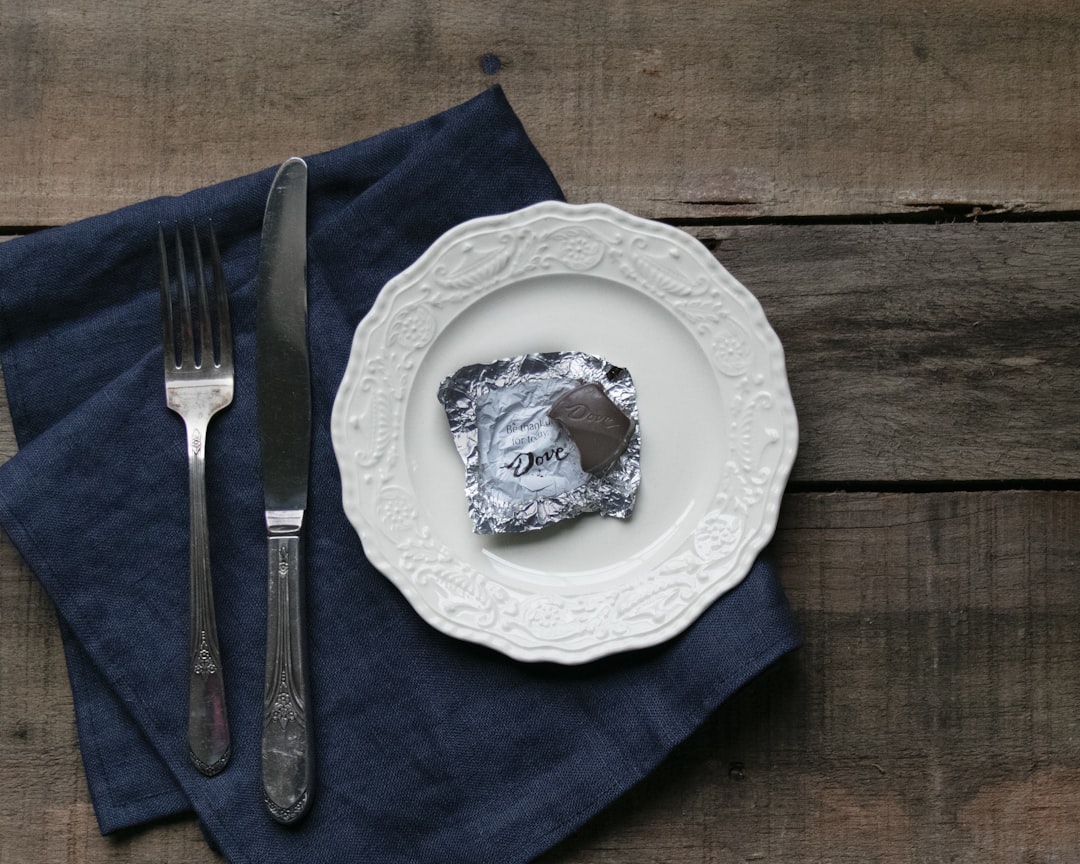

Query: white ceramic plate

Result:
[330,201,797,663]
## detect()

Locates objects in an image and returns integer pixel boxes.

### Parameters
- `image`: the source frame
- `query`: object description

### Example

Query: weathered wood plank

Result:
[3,490,1077,862]
[4,220,1077,482]
[0,367,14,464]
[3,1,1080,224]
[541,490,1080,863]
[695,221,1080,484]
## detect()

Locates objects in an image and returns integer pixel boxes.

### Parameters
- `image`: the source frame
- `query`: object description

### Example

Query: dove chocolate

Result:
[548,382,635,475]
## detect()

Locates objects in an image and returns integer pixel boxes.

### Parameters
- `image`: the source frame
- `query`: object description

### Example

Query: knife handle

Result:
[262,524,313,823]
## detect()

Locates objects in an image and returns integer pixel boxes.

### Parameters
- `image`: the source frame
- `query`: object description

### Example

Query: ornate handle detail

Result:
[262,527,313,823]
[186,419,230,776]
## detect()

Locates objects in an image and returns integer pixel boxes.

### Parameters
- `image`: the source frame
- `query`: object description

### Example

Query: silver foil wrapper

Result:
[437,351,641,534]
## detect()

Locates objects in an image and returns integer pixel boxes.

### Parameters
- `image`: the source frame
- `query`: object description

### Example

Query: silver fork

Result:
[158,223,233,776]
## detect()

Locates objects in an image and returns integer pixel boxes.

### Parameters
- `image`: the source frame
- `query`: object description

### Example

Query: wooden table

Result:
[2,2,1078,861]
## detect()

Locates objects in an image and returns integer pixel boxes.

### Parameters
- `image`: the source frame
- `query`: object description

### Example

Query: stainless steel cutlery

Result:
[255,157,315,824]
[156,159,313,823]
[158,223,233,778]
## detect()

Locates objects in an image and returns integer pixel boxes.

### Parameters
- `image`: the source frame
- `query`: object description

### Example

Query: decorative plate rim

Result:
[330,201,798,664]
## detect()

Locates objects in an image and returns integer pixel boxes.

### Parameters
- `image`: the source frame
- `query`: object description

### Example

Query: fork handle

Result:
[186,420,231,776]
[262,519,313,823]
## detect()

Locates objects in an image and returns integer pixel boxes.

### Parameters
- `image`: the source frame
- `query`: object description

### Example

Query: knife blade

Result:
[256,156,314,824]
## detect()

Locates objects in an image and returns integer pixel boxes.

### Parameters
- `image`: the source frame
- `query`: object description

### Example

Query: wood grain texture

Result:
[541,490,1080,864]
[695,221,1080,483]
[2,221,1076,483]
[3,491,1077,863]
[2,1,1079,861]
[3,1,1080,223]
[0,368,14,463]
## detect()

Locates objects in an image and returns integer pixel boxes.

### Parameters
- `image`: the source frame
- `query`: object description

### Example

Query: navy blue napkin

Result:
[0,88,799,863]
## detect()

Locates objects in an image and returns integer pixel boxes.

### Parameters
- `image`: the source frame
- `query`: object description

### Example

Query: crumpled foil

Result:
[437,351,641,534]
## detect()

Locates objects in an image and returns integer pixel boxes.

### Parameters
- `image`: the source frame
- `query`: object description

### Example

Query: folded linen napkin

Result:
[0,87,800,863]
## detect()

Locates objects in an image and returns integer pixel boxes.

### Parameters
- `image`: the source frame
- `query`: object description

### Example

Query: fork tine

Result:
[158,225,177,370]
[208,223,232,366]
[174,225,195,369]
[191,226,215,369]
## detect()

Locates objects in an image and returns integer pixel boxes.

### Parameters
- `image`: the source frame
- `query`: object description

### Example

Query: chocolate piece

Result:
[548,382,635,475]
[438,351,640,534]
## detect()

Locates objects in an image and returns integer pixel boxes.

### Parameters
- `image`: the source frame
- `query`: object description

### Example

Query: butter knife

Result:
[256,156,314,824]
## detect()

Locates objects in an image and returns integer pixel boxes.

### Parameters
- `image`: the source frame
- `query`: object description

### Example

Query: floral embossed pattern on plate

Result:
[330,201,798,664]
